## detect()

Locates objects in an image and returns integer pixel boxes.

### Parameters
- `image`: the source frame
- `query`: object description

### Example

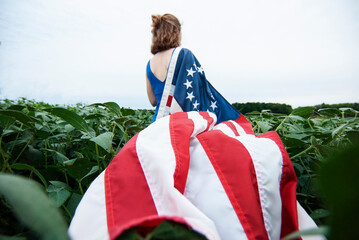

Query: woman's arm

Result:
[146,74,157,107]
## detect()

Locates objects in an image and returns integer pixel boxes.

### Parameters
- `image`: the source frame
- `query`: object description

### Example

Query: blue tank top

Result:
[146,60,165,122]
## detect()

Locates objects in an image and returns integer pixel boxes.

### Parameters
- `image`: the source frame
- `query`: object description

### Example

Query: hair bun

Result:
[152,15,162,28]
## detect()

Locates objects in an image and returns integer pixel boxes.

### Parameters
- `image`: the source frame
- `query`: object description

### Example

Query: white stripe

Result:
[169,97,183,114]
[157,47,182,120]
[213,122,237,137]
[68,171,109,240]
[187,111,216,137]
[229,120,248,135]
[136,114,220,240]
[297,202,326,240]
[185,138,248,240]
[236,136,283,240]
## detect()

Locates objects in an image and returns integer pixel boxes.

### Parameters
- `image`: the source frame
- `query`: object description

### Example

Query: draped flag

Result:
[156,48,252,133]
[68,112,322,240]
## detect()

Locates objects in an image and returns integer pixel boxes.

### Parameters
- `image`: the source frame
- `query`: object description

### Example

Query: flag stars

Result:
[183,79,192,89]
[186,92,195,102]
[193,100,200,110]
[210,101,218,111]
[187,67,196,77]
[197,66,204,74]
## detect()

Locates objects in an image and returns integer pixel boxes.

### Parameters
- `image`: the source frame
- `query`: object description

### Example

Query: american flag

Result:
[156,48,251,131]
[68,112,321,240]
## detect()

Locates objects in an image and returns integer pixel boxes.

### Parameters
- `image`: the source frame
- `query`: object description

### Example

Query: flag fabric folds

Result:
[68,112,321,240]
[156,47,251,132]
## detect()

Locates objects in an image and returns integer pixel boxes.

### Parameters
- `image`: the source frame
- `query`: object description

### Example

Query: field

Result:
[0,98,358,239]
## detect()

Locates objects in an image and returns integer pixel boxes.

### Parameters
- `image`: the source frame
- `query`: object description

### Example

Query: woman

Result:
[146,13,244,124]
[146,13,181,122]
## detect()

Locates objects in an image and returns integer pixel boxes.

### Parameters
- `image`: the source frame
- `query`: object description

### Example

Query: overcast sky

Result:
[0,0,358,109]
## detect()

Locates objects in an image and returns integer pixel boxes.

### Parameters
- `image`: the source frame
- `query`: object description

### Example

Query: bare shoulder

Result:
[151,48,174,64]
[150,48,175,81]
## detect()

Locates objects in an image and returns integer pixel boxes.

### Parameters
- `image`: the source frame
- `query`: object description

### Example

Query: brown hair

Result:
[151,13,181,54]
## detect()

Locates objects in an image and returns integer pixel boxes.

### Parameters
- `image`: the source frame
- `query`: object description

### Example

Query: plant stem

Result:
[95,144,101,171]
[307,119,314,130]
[13,137,32,164]
[275,116,289,132]
[291,145,313,160]
[62,205,72,219]
[10,123,23,154]
[78,180,84,195]
[64,170,69,185]
[299,156,312,178]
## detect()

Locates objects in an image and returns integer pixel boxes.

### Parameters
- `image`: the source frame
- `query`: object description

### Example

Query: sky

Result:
[0,0,358,109]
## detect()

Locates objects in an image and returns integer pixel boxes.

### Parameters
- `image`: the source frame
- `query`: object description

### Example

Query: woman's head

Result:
[151,13,181,54]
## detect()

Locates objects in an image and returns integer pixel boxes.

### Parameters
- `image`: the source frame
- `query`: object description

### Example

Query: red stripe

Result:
[105,134,158,239]
[166,95,173,107]
[258,131,301,239]
[198,131,269,240]
[199,111,215,132]
[234,114,254,135]
[223,121,240,136]
[171,112,195,194]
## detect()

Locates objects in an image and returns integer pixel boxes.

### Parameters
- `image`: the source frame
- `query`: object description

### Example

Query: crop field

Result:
[0,98,358,239]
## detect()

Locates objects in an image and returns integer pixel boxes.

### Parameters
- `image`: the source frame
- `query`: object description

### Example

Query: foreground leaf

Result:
[90,132,113,153]
[0,174,69,240]
[0,110,38,127]
[45,107,89,134]
[11,163,48,188]
[282,226,329,240]
[47,181,72,207]
[290,107,315,119]
[319,143,359,239]
[91,102,122,116]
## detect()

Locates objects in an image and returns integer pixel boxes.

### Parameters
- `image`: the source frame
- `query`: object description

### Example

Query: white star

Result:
[187,67,195,77]
[210,101,218,111]
[193,100,200,110]
[193,63,198,70]
[186,92,195,101]
[197,66,204,74]
[183,79,192,89]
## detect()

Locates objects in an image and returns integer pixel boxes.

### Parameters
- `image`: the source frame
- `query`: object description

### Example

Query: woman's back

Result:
[149,48,174,82]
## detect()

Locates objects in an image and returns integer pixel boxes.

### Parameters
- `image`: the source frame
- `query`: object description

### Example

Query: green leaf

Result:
[150,220,207,239]
[80,166,99,182]
[91,102,122,116]
[49,181,72,191]
[257,121,272,133]
[47,182,71,207]
[0,114,16,127]
[331,123,349,138]
[309,209,330,219]
[45,107,89,134]
[290,107,315,119]
[282,226,329,240]
[84,113,107,120]
[66,158,95,181]
[339,107,358,116]
[90,132,113,153]
[287,115,305,122]
[0,110,39,127]
[66,193,83,217]
[11,163,48,188]
[116,228,142,240]
[318,108,341,116]
[0,235,27,240]
[121,108,136,116]
[0,174,69,240]
[319,143,359,239]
